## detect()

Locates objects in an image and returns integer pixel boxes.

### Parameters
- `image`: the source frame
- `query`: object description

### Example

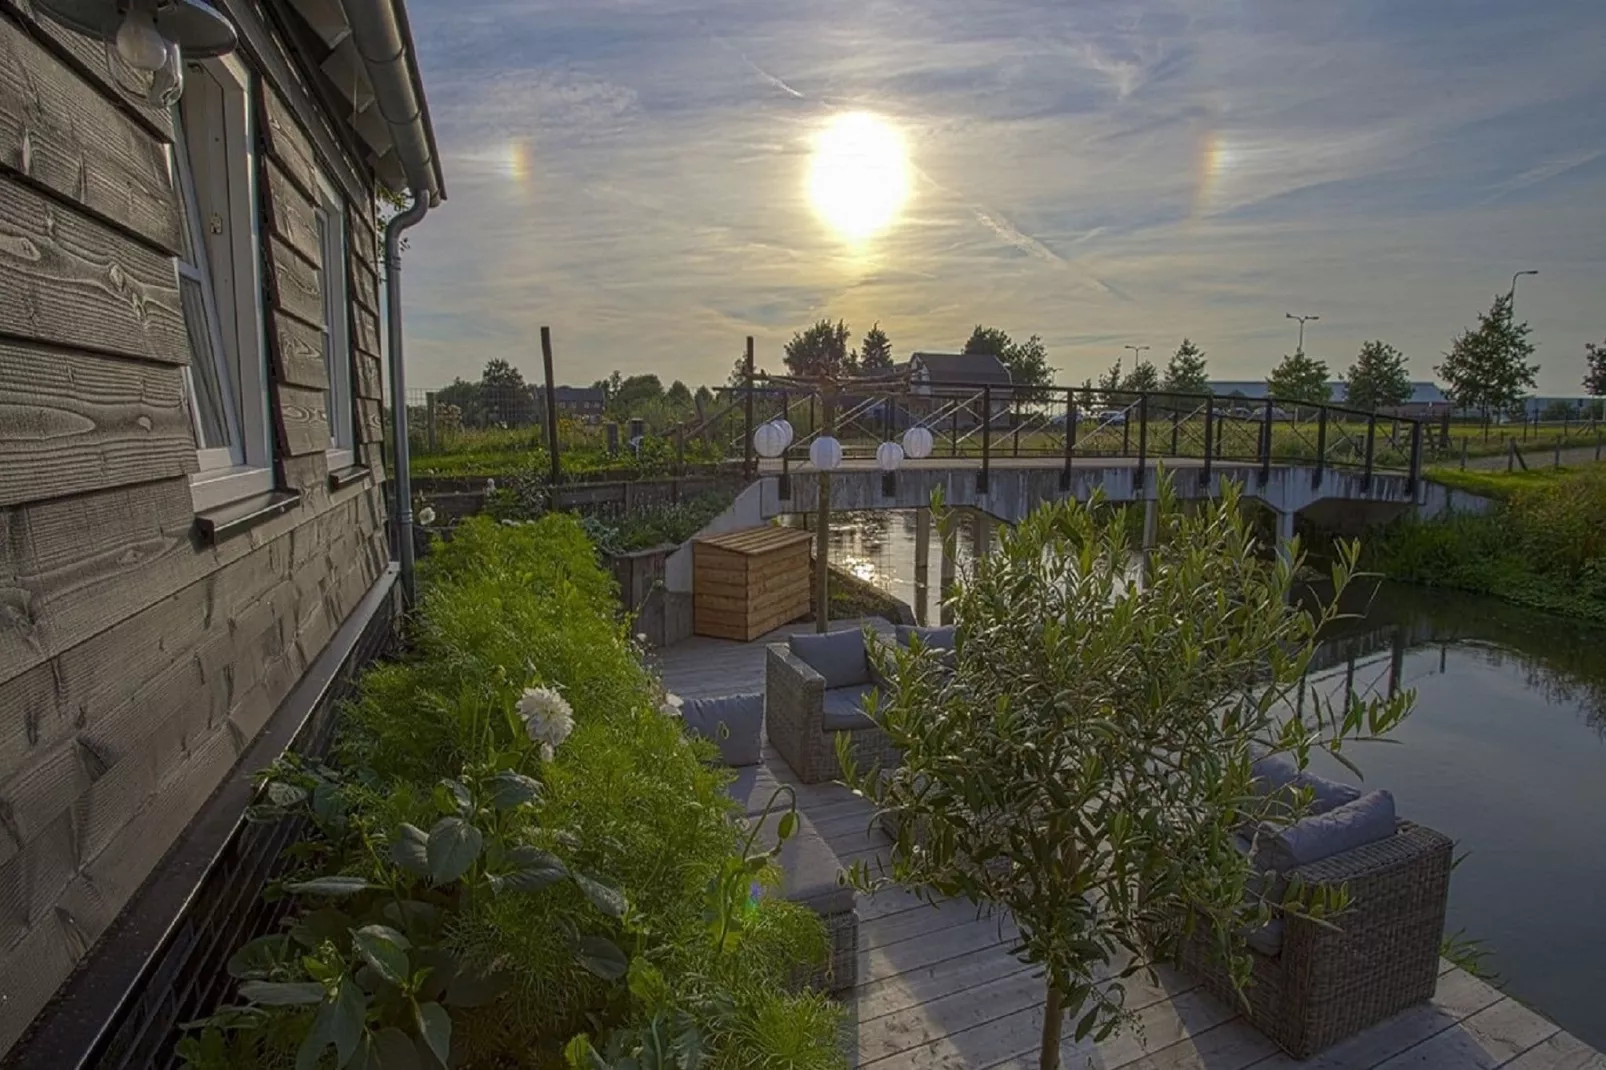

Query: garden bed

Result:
[174,517,844,1069]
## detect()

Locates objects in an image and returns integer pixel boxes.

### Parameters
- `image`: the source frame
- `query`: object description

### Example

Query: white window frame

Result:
[174,54,274,512]
[315,176,355,468]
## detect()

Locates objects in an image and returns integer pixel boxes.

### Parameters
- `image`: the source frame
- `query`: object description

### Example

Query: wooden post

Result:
[972,509,988,558]
[1460,436,1467,470]
[425,391,437,452]
[815,390,834,633]
[914,506,931,626]
[978,385,991,494]
[540,326,560,485]
[743,336,755,478]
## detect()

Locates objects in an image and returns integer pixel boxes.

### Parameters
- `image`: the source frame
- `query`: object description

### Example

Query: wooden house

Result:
[0,0,442,1062]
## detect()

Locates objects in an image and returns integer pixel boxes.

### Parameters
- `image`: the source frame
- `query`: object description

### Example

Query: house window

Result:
[173,56,273,510]
[316,177,354,467]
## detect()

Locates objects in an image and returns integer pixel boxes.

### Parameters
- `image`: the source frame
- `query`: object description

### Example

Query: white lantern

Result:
[902,425,934,460]
[876,441,904,472]
[809,435,843,471]
[753,420,787,459]
[774,418,795,448]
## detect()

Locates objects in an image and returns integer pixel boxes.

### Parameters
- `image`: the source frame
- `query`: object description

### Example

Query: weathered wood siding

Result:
[0,0,391,1054]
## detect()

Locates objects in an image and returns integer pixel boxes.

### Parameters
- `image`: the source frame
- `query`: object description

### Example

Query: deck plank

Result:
[1369,998,1560,1069]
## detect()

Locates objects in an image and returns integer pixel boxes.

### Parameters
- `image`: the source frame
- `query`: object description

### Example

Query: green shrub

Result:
[1371,465,1606,620]
[180,515,842,1070]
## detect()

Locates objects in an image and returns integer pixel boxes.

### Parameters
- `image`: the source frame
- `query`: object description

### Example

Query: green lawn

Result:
[1425,461,1606,500]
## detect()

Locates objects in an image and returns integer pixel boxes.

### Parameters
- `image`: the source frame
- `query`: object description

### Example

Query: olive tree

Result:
[842,476,1411,1070]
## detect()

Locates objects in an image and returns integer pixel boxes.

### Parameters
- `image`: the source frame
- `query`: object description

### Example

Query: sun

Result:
[807,112,909,242]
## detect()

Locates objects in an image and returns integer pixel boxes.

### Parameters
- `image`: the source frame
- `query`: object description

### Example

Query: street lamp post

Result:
[1122,344,1150,371]
[1285,312,1319,353]
[1509,270,1537,312]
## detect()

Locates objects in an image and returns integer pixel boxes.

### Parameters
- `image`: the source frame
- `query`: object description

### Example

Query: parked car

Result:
[1095,409,1127,426]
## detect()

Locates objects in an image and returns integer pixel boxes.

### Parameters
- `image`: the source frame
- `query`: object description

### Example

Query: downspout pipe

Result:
[385,194,429,604]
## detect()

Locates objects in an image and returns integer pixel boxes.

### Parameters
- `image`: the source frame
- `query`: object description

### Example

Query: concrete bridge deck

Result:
[754,457,1427,533]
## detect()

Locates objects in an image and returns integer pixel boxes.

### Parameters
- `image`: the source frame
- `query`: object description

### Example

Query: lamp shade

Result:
[902,425,934,460]
[34,0,237,55]
[752,420,787,459]
[809,435,843,471]
[773,418,794,448]
[876,441,904,472]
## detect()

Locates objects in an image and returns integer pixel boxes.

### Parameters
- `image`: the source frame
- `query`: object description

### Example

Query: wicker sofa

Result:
[673,692,858,993]
[726,761,858,993]
[767,625,956,784]
[765,632,894,784]
[1174,760,1454,1057]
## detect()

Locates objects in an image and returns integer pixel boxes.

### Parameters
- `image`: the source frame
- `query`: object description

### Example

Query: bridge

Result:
[709,370,1457,540]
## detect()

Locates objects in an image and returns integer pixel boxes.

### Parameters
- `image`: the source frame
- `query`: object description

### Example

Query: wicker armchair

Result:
[1174,820,1454,1058]
[765,643,900,784]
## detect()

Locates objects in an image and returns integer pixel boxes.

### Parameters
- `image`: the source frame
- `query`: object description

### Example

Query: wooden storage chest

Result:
[693,526,813,640]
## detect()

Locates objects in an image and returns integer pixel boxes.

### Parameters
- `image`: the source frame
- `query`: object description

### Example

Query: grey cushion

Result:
[726,763,791,819]
[789,630,870,689]
[749,810,854,916]
[895,624,955,651]
[1262,790,1398,874]
[681,693,764,767]
[1252,753,1363,819]
[822,685,876,731]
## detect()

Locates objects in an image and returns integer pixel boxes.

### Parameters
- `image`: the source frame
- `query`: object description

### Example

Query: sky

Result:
[400,0,1606,395]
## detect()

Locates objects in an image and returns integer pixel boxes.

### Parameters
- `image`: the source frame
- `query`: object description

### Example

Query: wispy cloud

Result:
[401,0,1606,394]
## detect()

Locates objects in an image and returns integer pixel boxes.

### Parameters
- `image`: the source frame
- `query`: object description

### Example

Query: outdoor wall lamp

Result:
[33,0,238,104]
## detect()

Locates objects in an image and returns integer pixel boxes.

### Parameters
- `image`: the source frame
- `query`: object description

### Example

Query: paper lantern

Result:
[809,435,843,471]
[876,441,905,472]
[753,420,787,459]
[774,418,795,448]
[902,425,934,460]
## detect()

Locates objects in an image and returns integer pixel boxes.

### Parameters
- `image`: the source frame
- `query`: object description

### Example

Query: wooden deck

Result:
[653,623,1604,1070]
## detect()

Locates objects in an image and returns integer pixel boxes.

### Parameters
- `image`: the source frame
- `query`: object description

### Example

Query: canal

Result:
[819,507,1606,1048]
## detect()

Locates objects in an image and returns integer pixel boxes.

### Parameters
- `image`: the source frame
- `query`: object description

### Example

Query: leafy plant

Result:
[183,515,842,1070]
[182,763,628,1068]
[841,475,1412,1069]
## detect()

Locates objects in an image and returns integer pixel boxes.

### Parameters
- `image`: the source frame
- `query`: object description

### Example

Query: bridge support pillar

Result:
[1140,499,1158,584]
[914,507,931,626]
[972,510,991,558]
[1275,508,1296,569]
[940,512,957,626]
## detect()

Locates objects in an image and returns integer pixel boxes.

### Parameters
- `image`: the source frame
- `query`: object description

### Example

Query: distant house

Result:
[906,352,1014,427]
[0,0,442,1061]
[550,385,608,421]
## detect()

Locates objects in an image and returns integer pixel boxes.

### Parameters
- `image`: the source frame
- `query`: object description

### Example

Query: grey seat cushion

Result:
[1262,790,1398,874]
[681,693,764,767]
[895,624,956,650]
[789,630,870,689]
[749,810,854,916]
[726,763,790,819]
[1252,753,1363,820]
[822,684,876,731]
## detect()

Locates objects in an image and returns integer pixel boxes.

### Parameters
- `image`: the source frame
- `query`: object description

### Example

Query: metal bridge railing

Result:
[739,374,1429,496]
